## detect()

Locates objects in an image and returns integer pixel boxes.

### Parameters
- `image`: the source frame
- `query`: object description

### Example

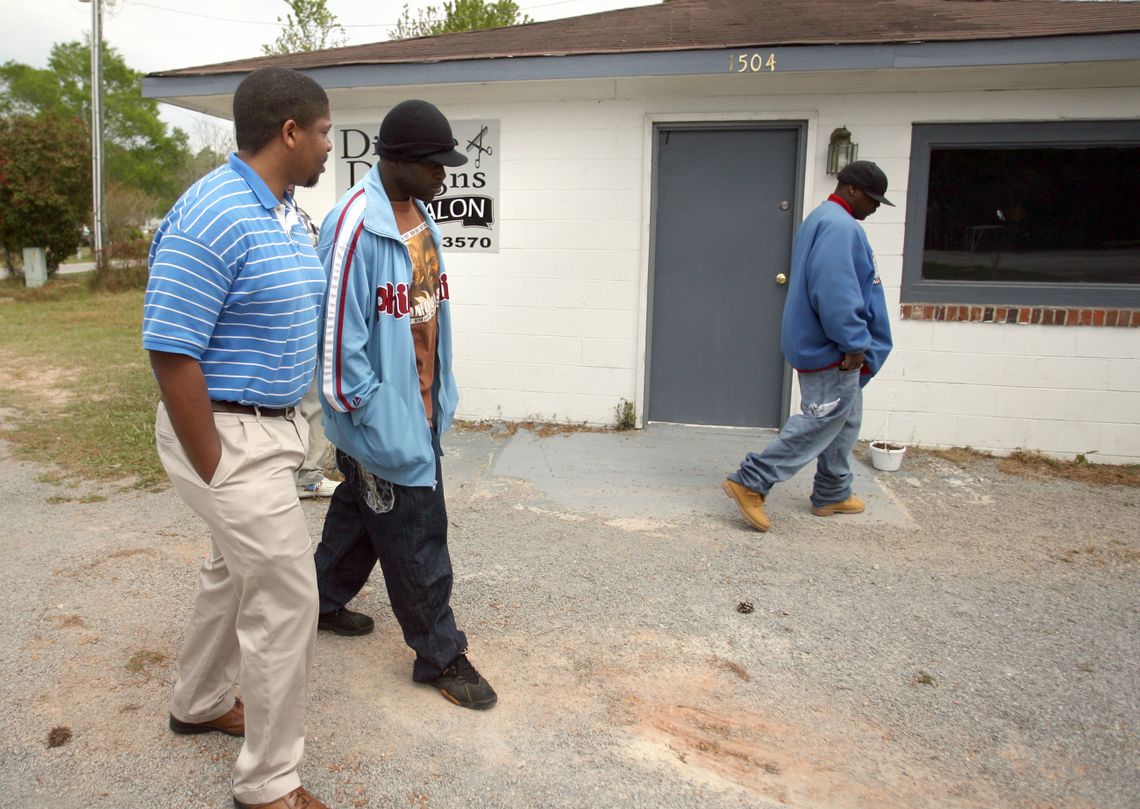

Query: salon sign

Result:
[334,119,500,254]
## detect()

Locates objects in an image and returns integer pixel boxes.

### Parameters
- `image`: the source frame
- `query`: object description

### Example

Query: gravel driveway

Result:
[0,424,1136,809]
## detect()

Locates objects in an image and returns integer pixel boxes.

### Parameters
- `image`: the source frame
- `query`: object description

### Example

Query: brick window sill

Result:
[901,304,1140,327]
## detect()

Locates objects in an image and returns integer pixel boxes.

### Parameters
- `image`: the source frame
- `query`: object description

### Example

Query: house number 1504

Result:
[729,52,777,73]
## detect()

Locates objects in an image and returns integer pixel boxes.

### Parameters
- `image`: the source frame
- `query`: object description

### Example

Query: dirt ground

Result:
[1,425,1137,809]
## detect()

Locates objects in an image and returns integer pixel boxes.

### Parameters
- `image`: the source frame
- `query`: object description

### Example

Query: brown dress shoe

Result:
[169,697,245,737]
[233,786,330,809]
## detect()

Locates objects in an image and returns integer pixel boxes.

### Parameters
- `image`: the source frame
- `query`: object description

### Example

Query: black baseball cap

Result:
[375,99,468,167]
[837,160,894,206]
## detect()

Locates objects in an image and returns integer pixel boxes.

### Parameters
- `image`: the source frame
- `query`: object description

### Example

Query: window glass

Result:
[923,146,1140,285]
[902,121,1140,307]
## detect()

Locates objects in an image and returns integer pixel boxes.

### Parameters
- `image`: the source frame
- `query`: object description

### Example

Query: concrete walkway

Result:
[486,423,912,528]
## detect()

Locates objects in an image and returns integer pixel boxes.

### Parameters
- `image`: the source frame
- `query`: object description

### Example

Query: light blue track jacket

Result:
[780,198,892,383]
[316,168,457,487]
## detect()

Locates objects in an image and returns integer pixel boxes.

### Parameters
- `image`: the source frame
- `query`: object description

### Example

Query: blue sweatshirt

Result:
[316,168,457,487]
[780,197,892,383]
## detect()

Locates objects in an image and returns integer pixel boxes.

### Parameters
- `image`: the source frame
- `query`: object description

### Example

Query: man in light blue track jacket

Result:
[723,160,894,533]
[312,100,496,710]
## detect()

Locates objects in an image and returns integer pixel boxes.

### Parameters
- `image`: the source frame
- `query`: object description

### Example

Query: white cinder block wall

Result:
[453,101,646,424]
[306,71,1139,463]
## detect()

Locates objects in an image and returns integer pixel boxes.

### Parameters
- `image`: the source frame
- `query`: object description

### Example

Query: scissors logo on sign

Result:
[465,125,493,168]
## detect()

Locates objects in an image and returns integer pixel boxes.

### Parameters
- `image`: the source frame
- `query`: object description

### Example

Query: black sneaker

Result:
[317,608,375,636]
[428,653,497,710]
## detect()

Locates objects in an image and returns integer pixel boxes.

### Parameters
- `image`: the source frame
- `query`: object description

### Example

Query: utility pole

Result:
[81,0,105,271]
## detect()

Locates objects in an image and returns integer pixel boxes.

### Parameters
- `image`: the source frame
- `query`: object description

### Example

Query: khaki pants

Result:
[296,379,331,487]
[156,402,317,805]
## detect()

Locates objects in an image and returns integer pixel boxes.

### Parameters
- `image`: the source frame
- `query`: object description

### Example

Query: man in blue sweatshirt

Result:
[723,160,894,532]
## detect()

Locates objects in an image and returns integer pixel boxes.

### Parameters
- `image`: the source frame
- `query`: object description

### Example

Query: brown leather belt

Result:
[210,400,295,418]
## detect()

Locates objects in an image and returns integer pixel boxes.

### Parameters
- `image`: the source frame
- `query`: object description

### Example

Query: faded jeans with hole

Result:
[729,367,863,508]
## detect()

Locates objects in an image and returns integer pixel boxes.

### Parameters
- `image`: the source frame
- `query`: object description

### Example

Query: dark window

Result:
[903,121,1140,307]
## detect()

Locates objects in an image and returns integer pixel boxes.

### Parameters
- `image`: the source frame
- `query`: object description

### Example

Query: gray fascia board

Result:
[142,32,1140,99]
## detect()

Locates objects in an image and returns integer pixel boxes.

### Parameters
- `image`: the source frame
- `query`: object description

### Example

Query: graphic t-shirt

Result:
[391,198,440,422]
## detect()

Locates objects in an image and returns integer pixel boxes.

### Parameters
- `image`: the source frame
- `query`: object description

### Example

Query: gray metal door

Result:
[647,124,802,428]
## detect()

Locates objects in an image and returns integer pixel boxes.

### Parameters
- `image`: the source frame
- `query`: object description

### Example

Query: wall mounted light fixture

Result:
[826,126,858,175]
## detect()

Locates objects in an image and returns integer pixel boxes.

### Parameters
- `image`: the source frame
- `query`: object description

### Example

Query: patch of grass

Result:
[106,548,155,560]
[614,398,636,431]
[925,446,993,466]
[47,726,73,748]
[452,418,498,433]
[911,670,937,687]
[125,649,167,675]
[908,444,1140,488]
[999,450,1140,488]
[711,656,751,682]
[62,248,92,265]
[453,418,610,438]
[0,280,165,489]
[528,420,609,438]
[0,273,86,302]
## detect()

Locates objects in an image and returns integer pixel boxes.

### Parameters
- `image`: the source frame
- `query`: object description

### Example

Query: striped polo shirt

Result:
[142,154,326,407]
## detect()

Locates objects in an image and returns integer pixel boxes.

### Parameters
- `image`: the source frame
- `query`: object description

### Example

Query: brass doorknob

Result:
[775,273,788,285]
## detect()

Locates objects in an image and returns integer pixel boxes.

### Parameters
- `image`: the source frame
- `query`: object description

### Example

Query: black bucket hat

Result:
[837,160,894,206]
[375,99,468,167]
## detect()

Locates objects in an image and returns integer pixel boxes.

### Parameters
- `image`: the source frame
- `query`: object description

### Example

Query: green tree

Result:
[0,112,92,273]
[393,0,532,39]
[263,0,347,54]
[0,40,190,210]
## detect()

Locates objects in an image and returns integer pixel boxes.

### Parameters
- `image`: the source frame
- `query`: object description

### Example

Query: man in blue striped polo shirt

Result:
[142,67,333,809]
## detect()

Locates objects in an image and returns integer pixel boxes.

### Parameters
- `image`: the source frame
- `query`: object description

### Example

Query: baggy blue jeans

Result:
[729,367,863,508]
[315,450,467,682]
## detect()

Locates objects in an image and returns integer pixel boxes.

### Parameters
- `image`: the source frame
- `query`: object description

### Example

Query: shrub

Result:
[88,238,150,292]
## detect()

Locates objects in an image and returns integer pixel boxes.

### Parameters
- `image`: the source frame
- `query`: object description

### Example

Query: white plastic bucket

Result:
[870,440,906,472]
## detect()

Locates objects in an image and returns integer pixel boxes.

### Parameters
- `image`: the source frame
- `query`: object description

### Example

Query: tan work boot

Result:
[811,494,865,517]
[234,786,330,809]
[722,479,770,532]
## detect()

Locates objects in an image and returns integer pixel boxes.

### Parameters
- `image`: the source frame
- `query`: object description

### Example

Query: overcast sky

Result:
[1,0,658,145]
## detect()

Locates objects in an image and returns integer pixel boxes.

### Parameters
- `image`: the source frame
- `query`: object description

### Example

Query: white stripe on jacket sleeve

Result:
[322,190,368,413]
